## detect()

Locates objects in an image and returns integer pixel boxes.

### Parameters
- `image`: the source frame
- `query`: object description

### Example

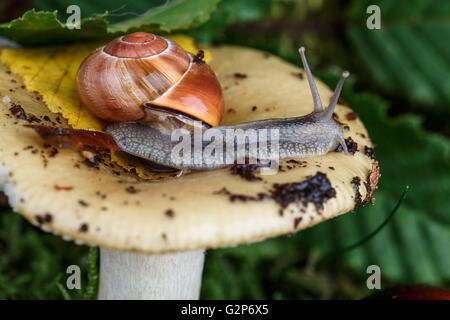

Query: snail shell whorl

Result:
[76,32,224,126]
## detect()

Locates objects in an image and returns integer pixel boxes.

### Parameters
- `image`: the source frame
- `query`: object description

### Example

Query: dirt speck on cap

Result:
[230,163,263,181]
[215,172,337,217]
[291,72,304,80]
[335,137,358,155]
[83,157,98,168]
[35,213,52,224]
[346,112,358,120]
[293,217,302,229]
[351,176,362,208]
[78,200,89,207]
[9,103,41,123]
[49,147,58,157]
[10,105,27,120]
[78,223,89,233]
[54,185,73,191]
[213,187,266,203]
[364,146,376,160]
[165,209,174,218]
[338,97,348,106]
[125,186,138,194]
[286,159,308,168]
[233,72,247,79]
[269,172,336,213]
[363,161,380,205]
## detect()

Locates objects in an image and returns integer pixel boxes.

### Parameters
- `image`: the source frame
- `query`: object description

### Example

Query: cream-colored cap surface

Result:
[0,46,379,253]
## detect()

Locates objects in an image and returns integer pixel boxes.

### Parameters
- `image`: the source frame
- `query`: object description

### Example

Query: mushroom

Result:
[0,44,379,299]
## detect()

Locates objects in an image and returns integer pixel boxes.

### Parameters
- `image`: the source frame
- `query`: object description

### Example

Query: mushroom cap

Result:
[0,45,379,253]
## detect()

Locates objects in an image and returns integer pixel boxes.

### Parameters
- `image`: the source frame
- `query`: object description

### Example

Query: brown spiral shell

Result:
[76,32,224,126]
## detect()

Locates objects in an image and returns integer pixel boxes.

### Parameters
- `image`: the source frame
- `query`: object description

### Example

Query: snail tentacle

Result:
[299,47,323,113]
[322,71,350,120]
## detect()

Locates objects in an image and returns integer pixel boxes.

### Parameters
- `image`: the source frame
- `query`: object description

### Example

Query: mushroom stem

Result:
[98,248,205,300]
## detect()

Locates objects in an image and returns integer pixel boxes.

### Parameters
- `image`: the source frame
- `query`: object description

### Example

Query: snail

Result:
[76,32,349,172]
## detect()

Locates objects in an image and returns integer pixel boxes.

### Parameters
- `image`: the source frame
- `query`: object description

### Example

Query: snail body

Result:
[106,104,346,170]
[76,33,349,172]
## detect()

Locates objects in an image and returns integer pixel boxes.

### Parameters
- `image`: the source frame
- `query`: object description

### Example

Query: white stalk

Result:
[98,248,205,300]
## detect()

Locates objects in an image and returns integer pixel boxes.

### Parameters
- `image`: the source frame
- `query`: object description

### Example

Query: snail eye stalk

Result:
[323,71,350,119]
[298,47,350,119]
[298,47,323,113]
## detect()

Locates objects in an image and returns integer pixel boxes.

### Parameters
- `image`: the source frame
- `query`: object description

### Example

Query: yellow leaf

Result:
[1,43,103,130]
[0,35,211,178]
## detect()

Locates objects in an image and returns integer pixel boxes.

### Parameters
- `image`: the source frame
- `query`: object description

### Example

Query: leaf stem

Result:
[328,186,409,261]
[83,247,99,300]
[56,283,72,300]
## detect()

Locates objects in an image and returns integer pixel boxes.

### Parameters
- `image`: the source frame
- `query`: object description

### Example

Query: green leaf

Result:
[56,282,72,300]
[110,0,220,32]
[187,0,274,43]
[347,0,450,111]
[0,0,220,46]
[202,73,450,298]
[0,9,109,46]
[33,0,167,24]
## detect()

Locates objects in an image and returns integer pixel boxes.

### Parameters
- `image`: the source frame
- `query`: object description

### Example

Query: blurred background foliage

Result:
[0,0,448,299]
